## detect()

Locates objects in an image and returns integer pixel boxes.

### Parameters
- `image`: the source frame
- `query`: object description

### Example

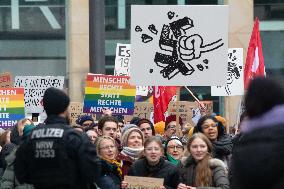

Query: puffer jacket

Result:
[178,156,229,189]
[0,147,34,189]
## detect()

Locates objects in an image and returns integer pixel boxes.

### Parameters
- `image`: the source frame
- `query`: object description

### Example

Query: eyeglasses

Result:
[167,125,176,129]
[201,123,218,129]
[99,145,116,150]
[167,145,183,150]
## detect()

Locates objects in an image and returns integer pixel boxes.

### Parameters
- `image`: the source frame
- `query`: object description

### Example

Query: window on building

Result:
[0,0,66,77]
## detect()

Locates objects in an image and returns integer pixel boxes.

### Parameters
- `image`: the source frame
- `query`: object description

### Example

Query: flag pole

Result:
[184,86,206,110]
[176,87,182,137]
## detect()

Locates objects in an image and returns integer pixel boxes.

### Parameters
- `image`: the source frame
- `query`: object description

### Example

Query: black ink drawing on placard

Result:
[135,11,224,80]
[148,24,158,35]
[217,50,242,95]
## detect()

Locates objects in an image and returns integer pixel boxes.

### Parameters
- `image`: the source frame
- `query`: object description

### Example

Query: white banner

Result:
[14,76,64,113]
[114,43,131,76]
[211,48,244,96]
[130,5,228,86]
[114,43,148,96]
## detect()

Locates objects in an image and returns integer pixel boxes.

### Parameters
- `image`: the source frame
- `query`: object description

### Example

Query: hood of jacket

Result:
[241,104,284,133]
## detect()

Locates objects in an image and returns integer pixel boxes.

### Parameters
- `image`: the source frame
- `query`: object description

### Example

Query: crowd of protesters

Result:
[0,76,282,189]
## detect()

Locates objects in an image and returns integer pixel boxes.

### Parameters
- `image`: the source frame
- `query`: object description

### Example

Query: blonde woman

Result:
[96,136,122,189]
[178,133,229,189]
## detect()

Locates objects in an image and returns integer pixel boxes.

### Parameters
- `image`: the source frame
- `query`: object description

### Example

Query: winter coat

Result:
[127,157,180,189]
[0,147,34,189]
[211,135,233,165]
[231,105,284,189]
[178,156,229,189]
[96,159,121,189]
[15,115,101,189]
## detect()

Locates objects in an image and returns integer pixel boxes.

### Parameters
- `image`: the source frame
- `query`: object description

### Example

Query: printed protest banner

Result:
[0,88,25,129]
[114,43,149,97]
[84,74,136,115]
[0,72,12,88]
[130,5,228,86]
[211,48,244,96]
[69,102,96,125]
[124,176,164,189]
[14,76,64,113]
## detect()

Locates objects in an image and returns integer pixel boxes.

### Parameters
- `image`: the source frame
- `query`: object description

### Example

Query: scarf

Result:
[121,146,144,159]
[102,158,122,177]
[166,153,179,165]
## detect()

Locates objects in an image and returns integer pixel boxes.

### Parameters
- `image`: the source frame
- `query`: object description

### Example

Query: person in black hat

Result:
[14,87,101,189]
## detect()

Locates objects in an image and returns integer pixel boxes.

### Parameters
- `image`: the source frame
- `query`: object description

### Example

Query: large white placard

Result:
[130,5,228,86]
[14,76,64,113]
[211,48,244,96]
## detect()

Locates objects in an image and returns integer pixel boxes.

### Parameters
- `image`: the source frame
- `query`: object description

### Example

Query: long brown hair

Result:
[187,133,213,187]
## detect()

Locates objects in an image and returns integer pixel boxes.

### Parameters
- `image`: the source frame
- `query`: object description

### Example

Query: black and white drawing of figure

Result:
[130,5,228,86]
[211,48,244,96]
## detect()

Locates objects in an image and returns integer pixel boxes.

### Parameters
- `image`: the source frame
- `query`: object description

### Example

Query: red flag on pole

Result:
[244,17,266,89]
[153,86,177,124]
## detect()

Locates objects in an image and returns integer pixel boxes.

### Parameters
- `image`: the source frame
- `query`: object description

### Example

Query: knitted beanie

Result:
[43,87,70,115]
[121,124,144,147]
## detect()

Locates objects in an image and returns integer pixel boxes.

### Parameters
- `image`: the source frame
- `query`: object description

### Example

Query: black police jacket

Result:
[14,115,101,189]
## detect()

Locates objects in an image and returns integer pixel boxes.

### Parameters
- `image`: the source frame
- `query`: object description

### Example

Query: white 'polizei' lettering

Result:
[31,128,64,139]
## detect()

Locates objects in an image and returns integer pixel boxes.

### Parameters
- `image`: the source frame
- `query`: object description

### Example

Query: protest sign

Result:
[211,48,244,96]
[0,88,25,129]
[114,43,131,76]
[14,76,64,113]
[114,43,149,97]
[0,72,12,88]
[124,176,164,189]
[130,5,228,86]
[84,74,136,115]
[167,101,198,124]
[133,102,153,119]
[69,102,96,125]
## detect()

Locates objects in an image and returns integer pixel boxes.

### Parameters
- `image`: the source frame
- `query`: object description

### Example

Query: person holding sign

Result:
[177,133,229,189]
[121,136,180,189]
[95,136,122,189]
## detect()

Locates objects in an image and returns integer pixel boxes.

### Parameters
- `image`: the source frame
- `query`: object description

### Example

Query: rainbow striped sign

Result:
[0,88,25,129]
[84,74,136,115]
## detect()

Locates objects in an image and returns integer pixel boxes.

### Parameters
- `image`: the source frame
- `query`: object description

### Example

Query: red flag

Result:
[244,17,266,89]
[153,86,177,124]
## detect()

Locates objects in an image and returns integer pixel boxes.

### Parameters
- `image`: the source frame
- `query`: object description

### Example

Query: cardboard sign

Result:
[0,88,25,129]
[69,102,96,125]
[130,5,228,86]
[124,176,164,189]
[0,72,12,88]
[168,101,198,125]
[83,74,136,115]
[211,48,244,96]
[14,76,64,113]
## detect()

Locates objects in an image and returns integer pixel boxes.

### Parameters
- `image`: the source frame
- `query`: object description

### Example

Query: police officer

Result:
[15,87,101,189]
